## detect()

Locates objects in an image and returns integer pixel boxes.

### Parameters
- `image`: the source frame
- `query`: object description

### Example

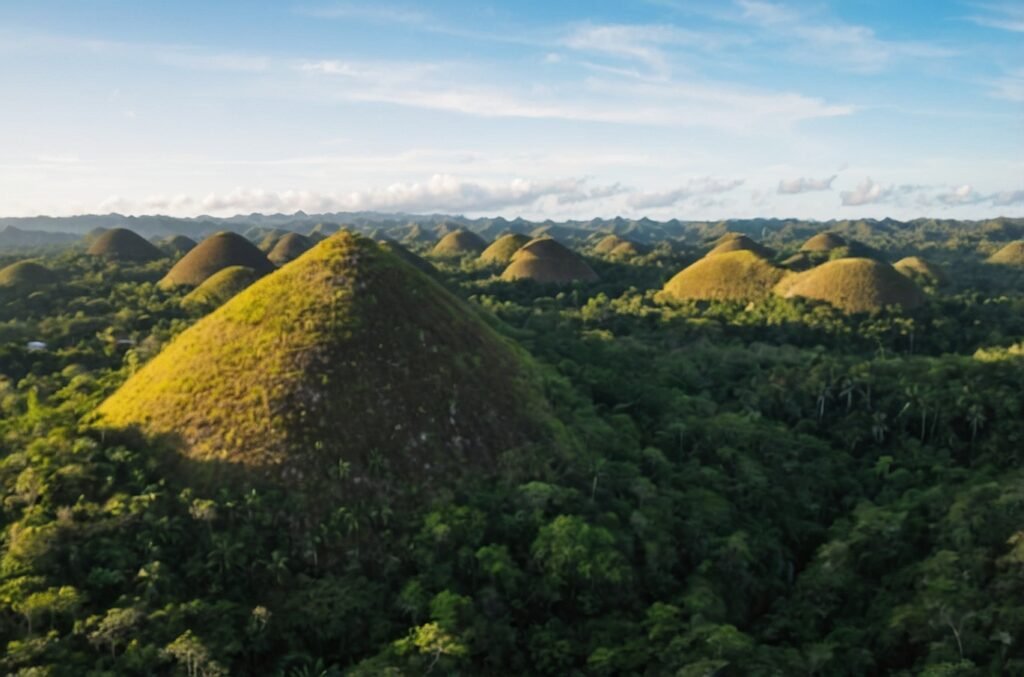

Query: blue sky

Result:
[0,0,1021,219]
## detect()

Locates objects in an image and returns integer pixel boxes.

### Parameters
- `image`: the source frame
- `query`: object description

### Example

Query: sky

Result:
[0,0,1021,221]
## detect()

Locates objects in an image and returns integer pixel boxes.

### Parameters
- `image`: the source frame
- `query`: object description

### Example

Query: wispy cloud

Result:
[989,68,1024,101]
[778,175,836,194]
[97,175,625,216]
[967,2,1024,32]
[840,177,892,206]
[627,177,743,209]
[734,0,955,73]
[563,22,735,76]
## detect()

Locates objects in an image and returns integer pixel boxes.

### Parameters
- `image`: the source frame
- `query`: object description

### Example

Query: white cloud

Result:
[993,190,1024,206]
[97,175,626,216]
[563,23,732,76]
[777,175,836,194]
[989,68,1024,102]
[298,58,852,130]
[735,0,954,73]
[840,177,892,206]
[936,184,982,206]
[967,3,1024,32]
[627,177,743,209]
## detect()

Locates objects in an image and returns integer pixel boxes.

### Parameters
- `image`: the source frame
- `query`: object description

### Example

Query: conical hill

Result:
[159,232,275,288]
[776,257,925,313]
[181,265,260,310]
[99,233,559,491]
[87,228,164,261]
[894,256,945,286]
[164,235,198,255]
[500,238,599,284]
[267,233,314,265]
[707,234,774,258]
[431,229,488,258]
[0,261,57,288]
[661,250,785,302]
[800,232,848,252]
[987,241,1024,266]
[480,233,531,264]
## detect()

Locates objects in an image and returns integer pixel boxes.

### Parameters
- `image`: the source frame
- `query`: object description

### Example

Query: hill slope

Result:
[0,261,57,288]
[501,238,599,284]
[431,229,488,258]
[777,257,925,313]
[86,228,164,261]
[159,232,275,288]
[480,233,531,264]
[661,250,785,302]
[100,233,560,491]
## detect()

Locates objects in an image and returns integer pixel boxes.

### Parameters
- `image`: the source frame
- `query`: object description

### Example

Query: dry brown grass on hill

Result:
[267,233,314,265]
[500,237,599,284]
[181,265,261,310]
[431,229,488,257]
[164,235,198,255]
[660,250,786,303]
[707,235,774,258]
[480,233,531,264]
[776,257,925,313]
[86,228,164,261]
[987,241,1024,266]
[800,232,848,252]
[894,256,946,286]
[0,261,57,288]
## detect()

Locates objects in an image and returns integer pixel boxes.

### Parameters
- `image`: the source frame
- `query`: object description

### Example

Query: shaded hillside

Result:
[160,232,275,288]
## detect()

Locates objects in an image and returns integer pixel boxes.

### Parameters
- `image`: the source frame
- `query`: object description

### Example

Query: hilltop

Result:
[480,233,531,264]
[99,233,562,495]
[181,265,261,310]
[501,237,599,284]
[267,232,314,265]
[431,229,488,258]
[661,250,785,302]
[86,228,164,261]
[159,232,275,288]
[777,257,925,313]
[987,241,1024,266]
[0,260,57,288]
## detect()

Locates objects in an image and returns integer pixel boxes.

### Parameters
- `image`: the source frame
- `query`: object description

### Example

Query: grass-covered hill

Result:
[707,234,774,258]
[894,255,946,286]
[266,232,314,265]
[0,260,57,288]
[100,232,564,497]
[162,234,197,255]
[660,250,785,302]
[431,229,488,258]
[501,237,599,284]
[180,265,261,311]
[799,231,849,252]
[480,232,531,264]
[777,257,926,313]
[86,228,164,261]
[987,240,1024,266]
[159,231,275,288]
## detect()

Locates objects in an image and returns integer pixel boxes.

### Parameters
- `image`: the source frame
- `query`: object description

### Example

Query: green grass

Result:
[707,235,773,258]
[431,230,488,258]
[100,232,565,494]
[181,265,261,310]
[0,260,56,288]
[160,232,275,288]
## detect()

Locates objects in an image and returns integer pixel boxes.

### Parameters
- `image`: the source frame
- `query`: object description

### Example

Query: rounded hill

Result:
[159,232,275,288]
[86,228,164,261]
[181,266,260,310]
[164,235,198,255]
[267,233,314,265]
[776,257,925,313]
[431,229,488,258]
[0,261,57,288]
[99,233,560,494]
[987,241,1024,266]
[661,250,786,303]
[707,234,774,258]
[894,256,945,285]
[480,233,531,264]
[800,232,848,252]
[379,239,437,276]
[501,238,599,284]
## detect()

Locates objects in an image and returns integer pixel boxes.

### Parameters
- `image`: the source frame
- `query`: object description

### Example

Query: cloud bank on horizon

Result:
[0,0,1020,220]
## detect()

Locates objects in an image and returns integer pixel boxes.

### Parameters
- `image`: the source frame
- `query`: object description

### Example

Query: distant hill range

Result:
[1,212,1022,250]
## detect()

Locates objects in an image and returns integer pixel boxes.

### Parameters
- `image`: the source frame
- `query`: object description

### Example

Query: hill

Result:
[501,238,599,284]
[660,250,786,302]
[987,241,1024,266]
[86,228,164,261]
[894,256,946,286]
[480,233,531,264]
[776,257,925,313]
[431,229,488,258]
[99,233,561,493]
[378,239,437,276]
[159,232,275,288]
[181,266,261,310]
[707,234,774,258]
[800,232,849,252]
[163,235,197,255]
[0,260,57,288]
[267,232,314,265]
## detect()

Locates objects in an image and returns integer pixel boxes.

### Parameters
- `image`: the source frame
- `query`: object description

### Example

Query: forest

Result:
[1,215,1023,676]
